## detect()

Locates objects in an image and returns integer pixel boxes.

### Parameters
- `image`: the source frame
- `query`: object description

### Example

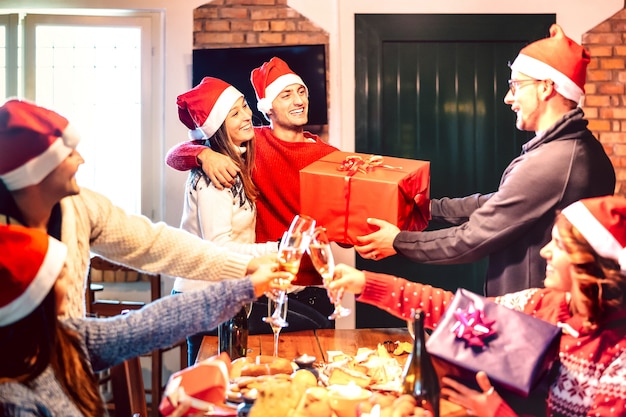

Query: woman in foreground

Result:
[330,195,626,417]
[0,224,287,416]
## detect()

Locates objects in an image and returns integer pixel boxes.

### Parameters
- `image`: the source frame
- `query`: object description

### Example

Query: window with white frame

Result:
[0,12,162,219]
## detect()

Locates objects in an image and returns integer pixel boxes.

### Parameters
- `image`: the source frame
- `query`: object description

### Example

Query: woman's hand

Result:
[249,262,291,297]
[327,264,367,298]
[197,147,240,189]
[354,218,400,260]
[441,372,503,417]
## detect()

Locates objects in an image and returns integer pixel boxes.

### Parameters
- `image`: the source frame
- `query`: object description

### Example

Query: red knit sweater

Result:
[358,272,626,417]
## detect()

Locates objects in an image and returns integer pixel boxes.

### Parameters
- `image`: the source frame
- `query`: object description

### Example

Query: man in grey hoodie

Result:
[355,24,616,296]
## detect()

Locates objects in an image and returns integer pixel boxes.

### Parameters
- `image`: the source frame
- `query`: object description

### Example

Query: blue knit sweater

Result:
[0,278,255,416]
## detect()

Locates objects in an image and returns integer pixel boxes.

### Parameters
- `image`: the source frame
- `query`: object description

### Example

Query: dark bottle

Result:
[218,306,249,360]
[402,309,440,417]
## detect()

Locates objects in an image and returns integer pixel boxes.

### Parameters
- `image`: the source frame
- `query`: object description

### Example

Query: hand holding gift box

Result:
[299,151,430,245]
[159,352,235,417]
[426,289,561,416]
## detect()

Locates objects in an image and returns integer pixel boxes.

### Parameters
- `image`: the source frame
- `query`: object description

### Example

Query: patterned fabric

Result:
[0,278,256,416]
[358,272,626,417]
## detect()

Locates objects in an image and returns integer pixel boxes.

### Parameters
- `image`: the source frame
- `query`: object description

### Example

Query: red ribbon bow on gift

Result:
[337,155,402,177]
[450,304,496,348]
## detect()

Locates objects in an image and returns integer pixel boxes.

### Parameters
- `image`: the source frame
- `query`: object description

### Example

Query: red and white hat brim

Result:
[561,201,626,271]
[192,86,243,140]
[511,54,584,104]
[0,236,67,326]
[0,123,80,191]
[257,73,307,115]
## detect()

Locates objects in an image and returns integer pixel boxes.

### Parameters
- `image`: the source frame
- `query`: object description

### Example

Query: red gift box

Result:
[426,289,561,416]
[299,151,430,245]
[159,353,235,417]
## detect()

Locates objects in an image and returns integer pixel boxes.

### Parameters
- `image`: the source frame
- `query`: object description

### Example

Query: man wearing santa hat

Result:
[354,24,616,297]
[0,99,276,319]
[166,57,338,328]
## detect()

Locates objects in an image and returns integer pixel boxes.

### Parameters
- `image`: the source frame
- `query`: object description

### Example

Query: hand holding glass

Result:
[309,226,351,320]
[263,215,315,333]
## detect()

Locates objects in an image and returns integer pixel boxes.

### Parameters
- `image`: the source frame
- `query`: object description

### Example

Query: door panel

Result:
[355,14,554,328]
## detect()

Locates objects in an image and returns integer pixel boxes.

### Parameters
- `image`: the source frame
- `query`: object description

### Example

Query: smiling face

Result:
[503,71,545,132]
[224,96,254,147]
[38,149,84,199]
[267,83,309,130]
[540,225,574,292]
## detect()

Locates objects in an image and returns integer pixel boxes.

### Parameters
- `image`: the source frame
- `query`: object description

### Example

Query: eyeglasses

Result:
[507,79,540,95]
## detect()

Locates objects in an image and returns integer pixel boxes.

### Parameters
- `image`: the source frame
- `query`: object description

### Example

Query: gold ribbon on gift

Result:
[335,155,403,243]
[337,154,403,177]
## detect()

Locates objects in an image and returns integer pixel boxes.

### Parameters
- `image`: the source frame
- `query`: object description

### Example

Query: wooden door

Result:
[354,14,555,328]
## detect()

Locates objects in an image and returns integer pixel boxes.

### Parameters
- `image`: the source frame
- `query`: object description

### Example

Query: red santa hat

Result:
[510,24,590,104]
[177,77,244,140]
[0,224,67,327]
[250,57,307,116]
[0,99,80,191]
[561,196,626,272]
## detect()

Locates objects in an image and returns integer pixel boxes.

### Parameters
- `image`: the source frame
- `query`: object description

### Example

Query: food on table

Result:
[230,354,294,378]
[291,386,333,417]
[327,383,372,417]
[227,344,413,417]
[358,393,432,417]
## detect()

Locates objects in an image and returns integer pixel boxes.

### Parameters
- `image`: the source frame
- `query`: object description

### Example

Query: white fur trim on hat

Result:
[561,201,626,270]
[511,54,584,104]
[0,137,74,191]
[0,236,67,326]
[257,73,307,115]
[198,85,243,139]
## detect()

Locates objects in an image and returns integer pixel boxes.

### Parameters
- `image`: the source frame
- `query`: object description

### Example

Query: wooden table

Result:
[197,328,468,416]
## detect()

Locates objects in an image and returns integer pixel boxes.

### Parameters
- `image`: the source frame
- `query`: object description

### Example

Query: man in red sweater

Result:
[166,57,338,331]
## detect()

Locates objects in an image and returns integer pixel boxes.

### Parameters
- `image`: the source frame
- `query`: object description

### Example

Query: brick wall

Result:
[583,6,626,197]
[193,0,329,140]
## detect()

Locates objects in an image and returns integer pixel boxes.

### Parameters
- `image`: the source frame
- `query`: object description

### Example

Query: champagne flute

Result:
[263,215,316,328]
[309,226,351,320]
[267,295,288,357]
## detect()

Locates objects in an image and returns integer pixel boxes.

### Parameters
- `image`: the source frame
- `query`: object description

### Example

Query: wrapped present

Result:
[159,352,235,416]
[299,151,430,245]
[426,289,561,415]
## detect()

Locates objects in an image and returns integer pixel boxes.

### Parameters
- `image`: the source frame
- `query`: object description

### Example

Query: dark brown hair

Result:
[207,115,258,202]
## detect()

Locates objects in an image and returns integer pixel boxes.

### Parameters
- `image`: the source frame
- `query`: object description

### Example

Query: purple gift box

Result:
[426,289,561,400]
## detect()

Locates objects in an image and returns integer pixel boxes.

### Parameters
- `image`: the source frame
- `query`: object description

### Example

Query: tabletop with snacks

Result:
[197,328,470,417]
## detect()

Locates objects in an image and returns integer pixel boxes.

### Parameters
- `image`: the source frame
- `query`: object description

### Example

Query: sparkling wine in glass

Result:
[263,215,316,328]
[309,226,351,320]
